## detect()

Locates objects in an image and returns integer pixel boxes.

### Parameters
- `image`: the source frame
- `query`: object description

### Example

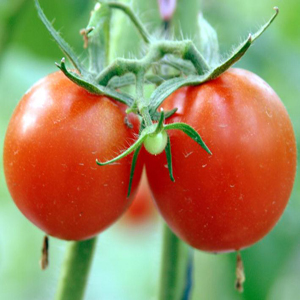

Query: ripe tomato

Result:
[3,71,143,241]
[122,170,156,224]
[145,68,297,252]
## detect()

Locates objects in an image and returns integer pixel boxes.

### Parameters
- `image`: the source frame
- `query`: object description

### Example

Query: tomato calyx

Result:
[96,109,211,195]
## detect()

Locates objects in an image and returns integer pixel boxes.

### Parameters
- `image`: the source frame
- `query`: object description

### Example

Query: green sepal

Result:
[161,56,197,75]
[35,0,86,74]
[127,145,142,197]
[164,122,212,155]
[56,59,134,106]
[208,34,252,79]
[153,110,165,135]
[107,73,181,89]
[149,76,204,115]
[165,135,175,182]
[152,108,178,121]
[252,7,279,41]
[96,124,156,166]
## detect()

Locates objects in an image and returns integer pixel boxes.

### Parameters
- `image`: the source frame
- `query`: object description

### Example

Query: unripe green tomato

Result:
[144,130,168,155]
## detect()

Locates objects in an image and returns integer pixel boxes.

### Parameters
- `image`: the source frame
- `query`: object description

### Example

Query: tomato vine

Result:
[35,0,279,196]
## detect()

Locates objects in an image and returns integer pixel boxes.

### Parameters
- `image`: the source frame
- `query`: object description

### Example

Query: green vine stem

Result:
[159,223,192,300]
[55,238,97,300]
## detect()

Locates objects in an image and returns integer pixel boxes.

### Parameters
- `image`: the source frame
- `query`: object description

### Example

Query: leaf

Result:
[164,122,212,155]
[57,59,134,106]
[165,135,175,182]
[35,0,85,74]
[127,145,142,197]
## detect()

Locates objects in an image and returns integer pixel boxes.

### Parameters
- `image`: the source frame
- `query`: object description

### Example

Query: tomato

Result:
[3,71,143,241]
[122,170,156,223]
[145,68,297,252]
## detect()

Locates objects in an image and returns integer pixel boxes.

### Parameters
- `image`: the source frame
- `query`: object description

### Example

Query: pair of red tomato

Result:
[3,69,296,252]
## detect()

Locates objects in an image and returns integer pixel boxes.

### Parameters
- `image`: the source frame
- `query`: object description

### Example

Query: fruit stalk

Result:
[159,224,192,300]
[55,238,97,300]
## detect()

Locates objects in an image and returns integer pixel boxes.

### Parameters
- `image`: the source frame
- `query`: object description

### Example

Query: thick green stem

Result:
[135,70,153,127]
[159,224,192,300]
[55,238,97,300]
[183,42,209,74]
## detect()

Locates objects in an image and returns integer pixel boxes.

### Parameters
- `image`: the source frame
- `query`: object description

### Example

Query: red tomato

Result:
[145,68,297,252]
[123,170,156,223]
[3,71,143,241]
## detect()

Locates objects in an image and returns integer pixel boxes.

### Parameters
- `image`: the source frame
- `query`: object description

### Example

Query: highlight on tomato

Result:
[145,68,297,253]
[3,71,143,241]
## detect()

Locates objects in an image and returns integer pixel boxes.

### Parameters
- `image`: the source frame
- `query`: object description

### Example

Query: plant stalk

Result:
[55,238,97,300]
[159,224,192,300]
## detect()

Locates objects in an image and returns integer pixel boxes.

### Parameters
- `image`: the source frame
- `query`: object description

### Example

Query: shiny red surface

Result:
[3,72,142,240]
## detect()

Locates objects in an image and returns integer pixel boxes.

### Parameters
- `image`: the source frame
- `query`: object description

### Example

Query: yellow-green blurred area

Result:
[0,0,299,299]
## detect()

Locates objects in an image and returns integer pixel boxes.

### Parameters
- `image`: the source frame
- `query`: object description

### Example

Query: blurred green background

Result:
[0,0,299,299]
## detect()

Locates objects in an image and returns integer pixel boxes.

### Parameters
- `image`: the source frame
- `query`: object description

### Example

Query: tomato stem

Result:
[100,1,151,44]
[55,238,97,300]
[159,224,193,300]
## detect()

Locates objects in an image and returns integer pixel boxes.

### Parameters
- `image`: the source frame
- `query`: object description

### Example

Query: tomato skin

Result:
[3,71,143,241]
[145,68,297,252]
